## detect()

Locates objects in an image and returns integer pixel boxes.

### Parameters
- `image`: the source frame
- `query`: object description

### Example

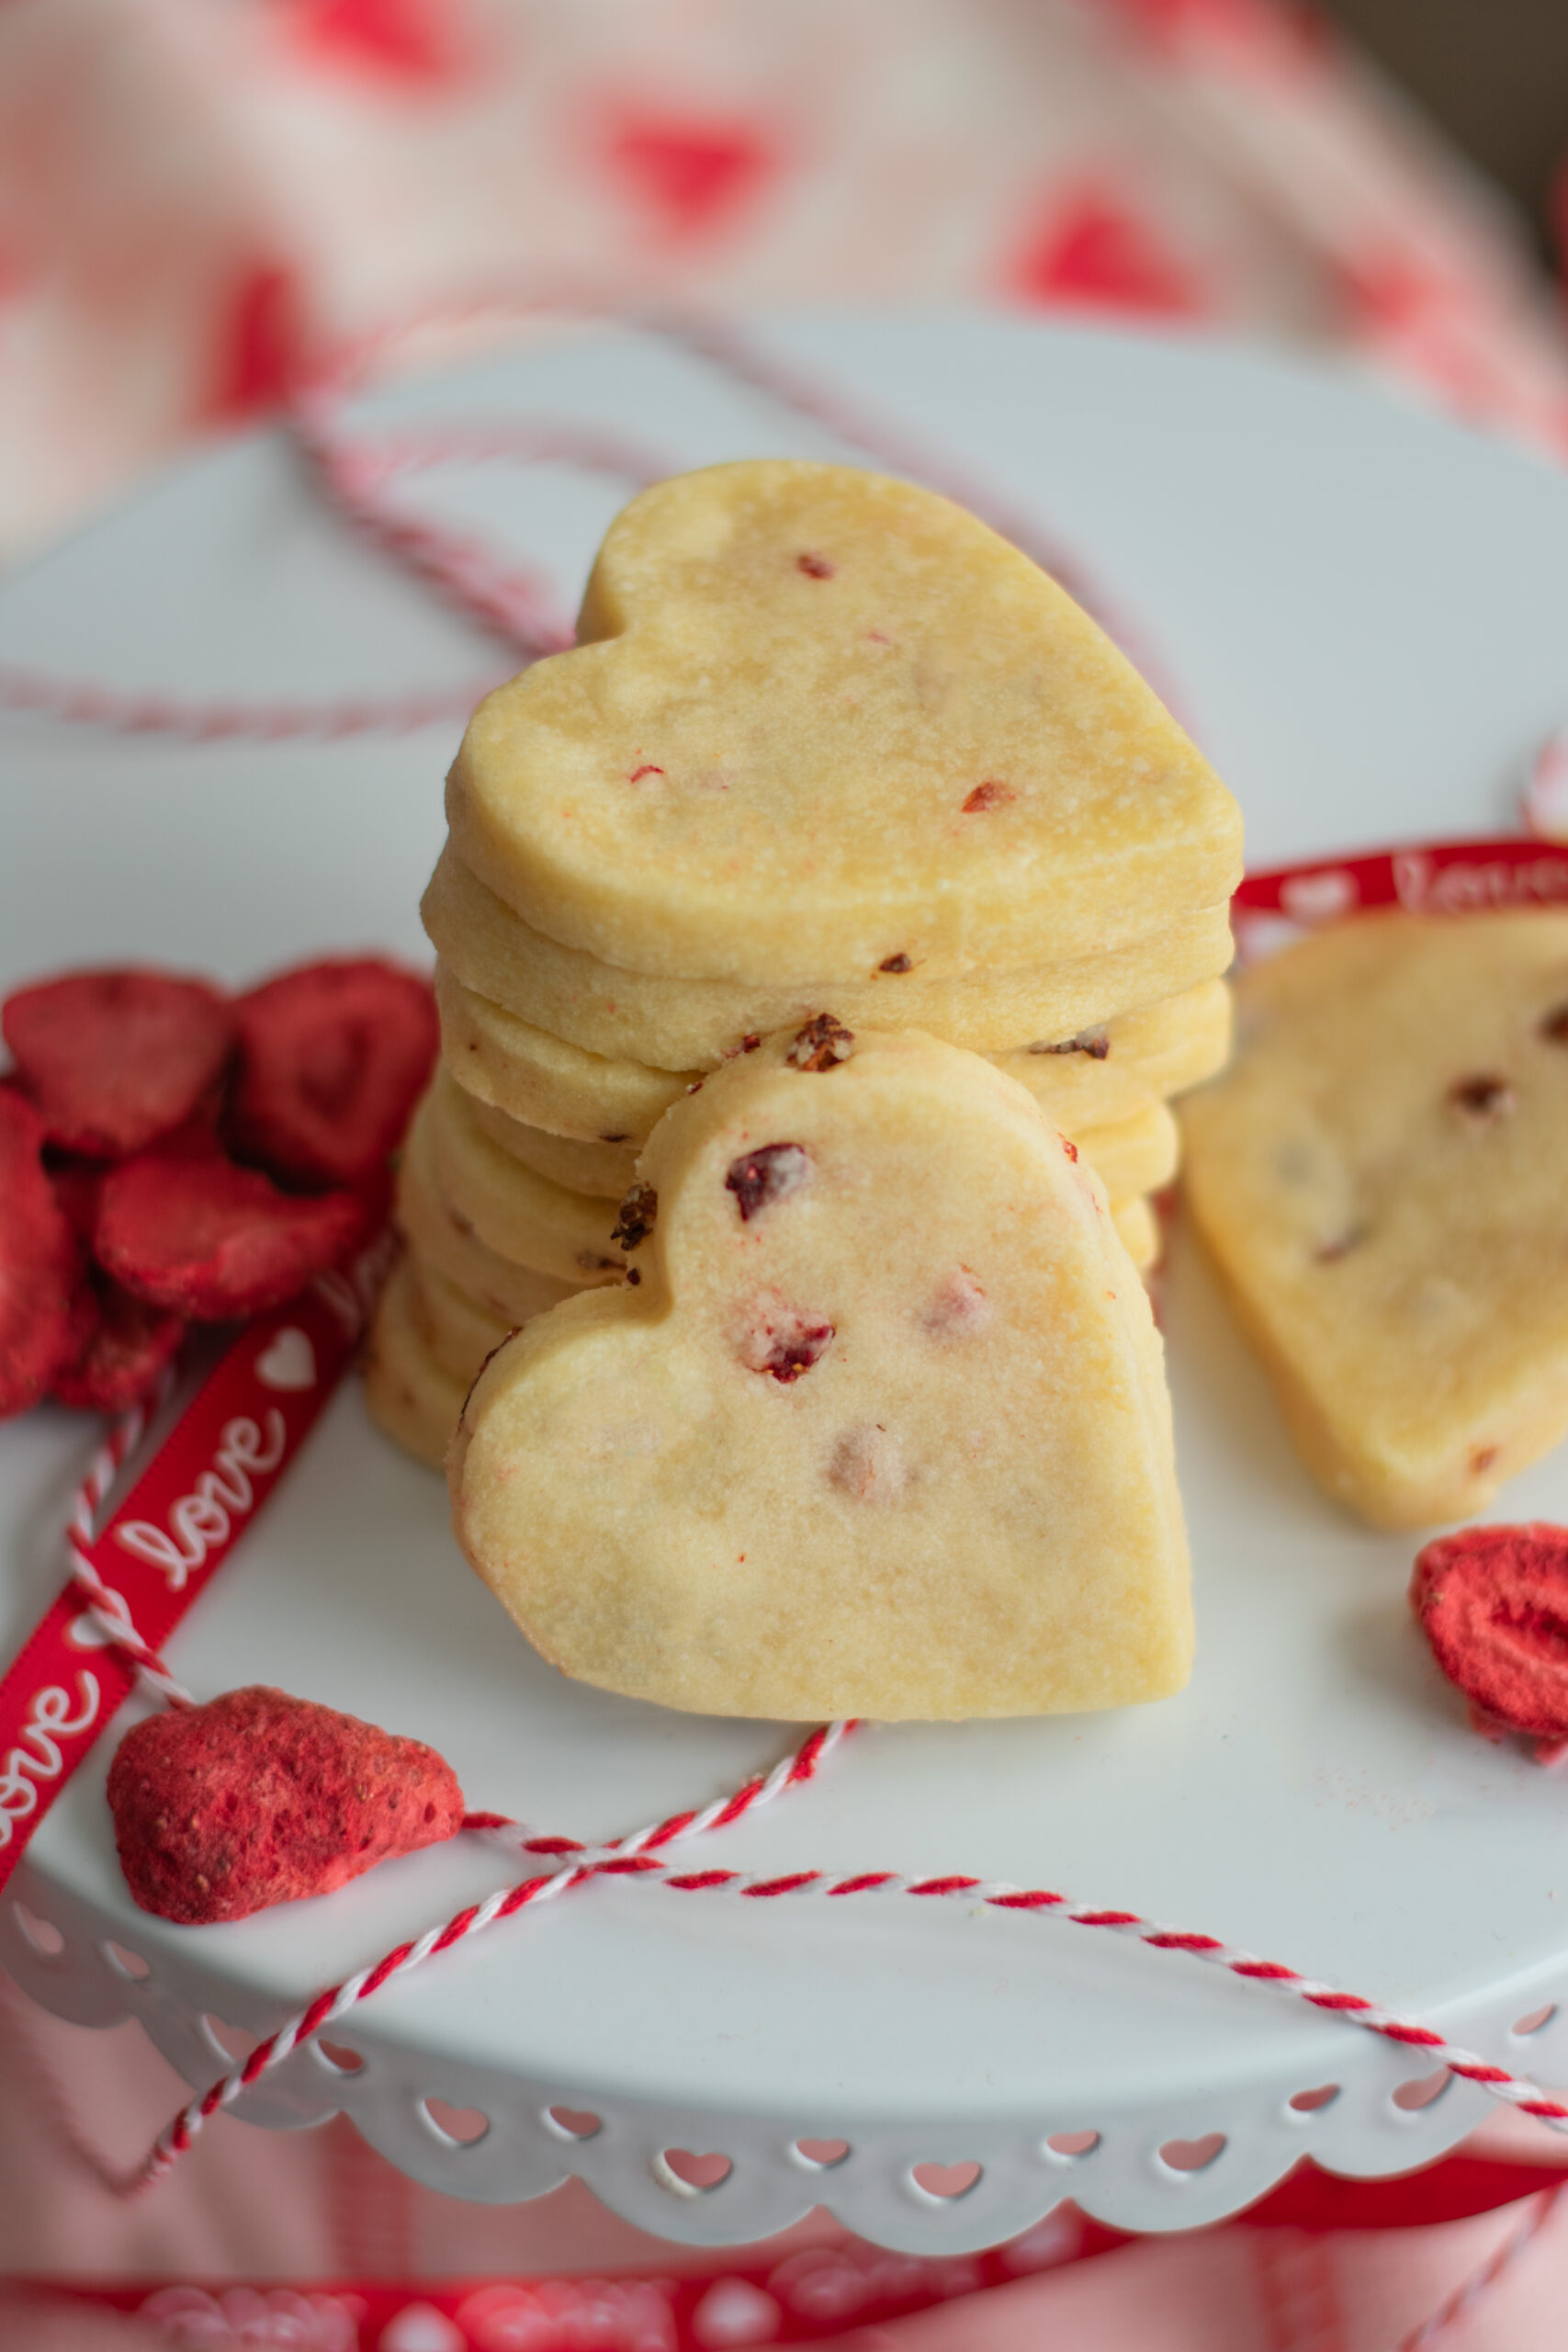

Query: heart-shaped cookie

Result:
[462,1044,1177,1202]
[436,959,1229,1150]
[394,1102,586,1326]
[423,841,1235,1065]
[450,1025,1191,1720]
[419,1070,626,1283]
[364,1255,469,1467]
[1182,908,1568,1526]
[445,462,1241,984]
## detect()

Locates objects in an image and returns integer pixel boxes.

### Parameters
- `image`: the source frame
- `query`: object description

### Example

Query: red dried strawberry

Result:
[229,958,438,1187]
[107,1686,465,1924]
[3,969,234,1159]
[52,1275,185,1412]
[1412,1524,1568,1758]
[96,1142,367,1319]
[0,1090,82,1418]
[48,1159,107,1248]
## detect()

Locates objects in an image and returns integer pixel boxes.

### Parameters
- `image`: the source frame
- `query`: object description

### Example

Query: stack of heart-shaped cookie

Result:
[367,460,1242,1464]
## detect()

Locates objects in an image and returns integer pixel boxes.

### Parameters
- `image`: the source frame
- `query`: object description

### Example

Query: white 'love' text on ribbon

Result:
[110,1412,288,1589]
[0,1675,101,1847]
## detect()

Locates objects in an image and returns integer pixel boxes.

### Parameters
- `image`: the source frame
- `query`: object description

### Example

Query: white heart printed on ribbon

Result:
[1279,867,1358,925]
[378,2304,467,2352]
[64,1611,114,1650]
[255,1327,316,1393]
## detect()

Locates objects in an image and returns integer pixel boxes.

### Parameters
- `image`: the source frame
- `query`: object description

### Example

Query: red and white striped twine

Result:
[120,1824,1568,2199]
[62,1374,191,1710]
[55,1422,1568,2198]
[41,1392,1568,2275]
[0,292,1165,743]
[127,1815,1568,2198]
[0,663,503,744]
[137,1718,854,2191]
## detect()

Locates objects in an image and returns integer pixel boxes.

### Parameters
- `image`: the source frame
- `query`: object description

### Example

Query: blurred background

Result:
[2,0,1567,569]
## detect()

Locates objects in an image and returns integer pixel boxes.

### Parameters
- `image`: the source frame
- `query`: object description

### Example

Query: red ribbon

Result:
[8,2154,1566,2346]
[1235,835,1568,929]
[0,1264,377,1896]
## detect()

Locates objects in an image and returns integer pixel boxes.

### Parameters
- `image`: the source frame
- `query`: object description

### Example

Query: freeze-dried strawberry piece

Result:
[107,1685,465,1924]
[0,1090,82,1418]
[611,1182,658,1251]
[962,780,1016,814]
[96,1145,367,1319]
[52,1276,185,1412]
[726,1142,812,1220]
[786,1013,853,1071]
[1412,1524,1568,1758]
[229,959,438,1187]
[3,969,234,1159]
[734,1298,835,1381]
[48,1159,106,1247]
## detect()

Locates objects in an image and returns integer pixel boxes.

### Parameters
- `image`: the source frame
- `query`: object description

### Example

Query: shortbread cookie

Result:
[364,1257,468,1468]
[446,461,1242,983]
[425,843,1235,1069]
[1111,1196,1159,1274]
[407,1256,513,1386]
[468,1096,636,1198]
[435,964,694,1144]
[1001,978,1232,1129]
[468,1064,1176,1204]
[1074,1101,1179,1203]
[1181,910,1568,1528]
[422,1069,626,1284]
[396,1105,587,1325]
[441,957,1227,1151]
[451,1024,1191,1720]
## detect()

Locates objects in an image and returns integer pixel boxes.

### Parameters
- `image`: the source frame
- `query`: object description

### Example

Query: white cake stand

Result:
[5,314,1568,2256]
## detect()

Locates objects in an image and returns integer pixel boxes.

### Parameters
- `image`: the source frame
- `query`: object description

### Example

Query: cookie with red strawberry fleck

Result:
[445,460,1240,985]
[1182,909,1568,1528]
[450,1024,1190,1721]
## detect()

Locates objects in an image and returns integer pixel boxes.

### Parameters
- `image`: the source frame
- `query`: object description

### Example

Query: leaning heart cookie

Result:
[1181,908,1568,1527]
[450,1024,1191,1720]
[445,461,1242,983]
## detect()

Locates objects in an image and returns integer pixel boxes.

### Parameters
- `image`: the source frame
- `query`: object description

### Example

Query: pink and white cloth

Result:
[2,0,1567,565]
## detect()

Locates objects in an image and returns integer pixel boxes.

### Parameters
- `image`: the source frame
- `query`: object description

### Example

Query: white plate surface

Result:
[5,314,1568,2245]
